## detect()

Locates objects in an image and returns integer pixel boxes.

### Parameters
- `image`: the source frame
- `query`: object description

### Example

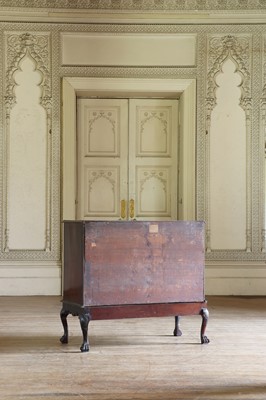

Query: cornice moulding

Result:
[1,0,266,11]
[1,10,266,24]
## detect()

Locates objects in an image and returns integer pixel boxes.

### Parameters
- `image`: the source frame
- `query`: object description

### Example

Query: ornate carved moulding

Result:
[0,0,266,11]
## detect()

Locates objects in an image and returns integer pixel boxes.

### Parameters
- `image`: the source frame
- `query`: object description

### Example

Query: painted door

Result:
[77,98,178,220]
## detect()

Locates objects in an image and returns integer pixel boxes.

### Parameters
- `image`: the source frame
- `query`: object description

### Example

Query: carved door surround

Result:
[62,77,196,222]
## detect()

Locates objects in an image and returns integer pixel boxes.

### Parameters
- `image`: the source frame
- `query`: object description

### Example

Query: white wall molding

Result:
[2,3,266,25]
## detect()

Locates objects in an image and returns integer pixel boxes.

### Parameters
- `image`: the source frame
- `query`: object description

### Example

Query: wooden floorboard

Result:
[1,296,266,399]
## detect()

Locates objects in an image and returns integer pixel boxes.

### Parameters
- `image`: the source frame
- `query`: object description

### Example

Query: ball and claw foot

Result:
[173,327,182,337]
[80,341,89,352]
[201,335,210,344]
[60,334,68,344]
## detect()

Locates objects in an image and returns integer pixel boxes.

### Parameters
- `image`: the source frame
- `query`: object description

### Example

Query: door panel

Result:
[77,98,178,221]
[77,99,128,220]
[129,99,178,220]
[135,166,171,217]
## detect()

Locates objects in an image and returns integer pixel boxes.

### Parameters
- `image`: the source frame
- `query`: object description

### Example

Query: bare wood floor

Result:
[1,296,266,400]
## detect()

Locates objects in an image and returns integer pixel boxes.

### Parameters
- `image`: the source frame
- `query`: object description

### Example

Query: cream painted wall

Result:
[61,32,196,67]
[0,31,60,295]
[209,59,247,250]
[8,56,47,250]
[0,4,266,295]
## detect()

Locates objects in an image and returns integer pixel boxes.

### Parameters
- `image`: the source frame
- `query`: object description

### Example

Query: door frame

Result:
[62,77,196,221]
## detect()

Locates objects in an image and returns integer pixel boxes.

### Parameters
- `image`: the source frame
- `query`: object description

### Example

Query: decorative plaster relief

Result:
[3,32,52,253]
[206,34,252,253]
[1,0,266,11]
[206,35,251,116]
[261,34,266,252]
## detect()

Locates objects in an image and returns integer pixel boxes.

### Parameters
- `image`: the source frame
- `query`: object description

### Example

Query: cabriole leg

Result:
[200,307,210,344]
[79,312,91,352]
[60,307,70,344]
[173,315,182,337]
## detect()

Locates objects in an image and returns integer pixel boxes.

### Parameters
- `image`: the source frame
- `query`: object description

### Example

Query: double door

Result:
[76,98,178,221]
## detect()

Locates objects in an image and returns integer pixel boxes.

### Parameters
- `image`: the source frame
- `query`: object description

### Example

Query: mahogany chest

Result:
[60,220,209,352]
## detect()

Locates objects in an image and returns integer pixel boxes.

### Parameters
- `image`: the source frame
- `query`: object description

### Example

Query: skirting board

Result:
[205,261,266,296]
[0,261,61,295]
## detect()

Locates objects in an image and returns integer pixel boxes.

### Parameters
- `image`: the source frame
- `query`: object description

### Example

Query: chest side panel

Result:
[63,221,85,306]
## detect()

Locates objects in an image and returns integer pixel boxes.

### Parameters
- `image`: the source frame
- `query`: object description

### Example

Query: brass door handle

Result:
[129,199,135,219]
[120,199,126,219]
